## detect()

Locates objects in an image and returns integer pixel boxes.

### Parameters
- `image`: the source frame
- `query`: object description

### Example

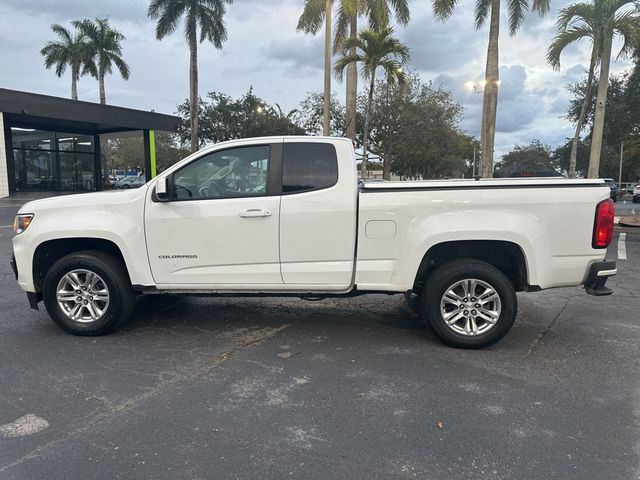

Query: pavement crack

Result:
[526,298,571,357]
[0,323,293,474]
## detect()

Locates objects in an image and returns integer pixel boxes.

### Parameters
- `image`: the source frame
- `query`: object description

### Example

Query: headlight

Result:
[13,214,34,234]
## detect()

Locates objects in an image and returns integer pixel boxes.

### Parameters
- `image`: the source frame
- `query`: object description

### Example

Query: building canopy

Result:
[0,88,180,134]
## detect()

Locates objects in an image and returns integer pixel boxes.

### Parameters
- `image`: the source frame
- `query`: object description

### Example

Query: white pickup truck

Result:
[11,136,617,348]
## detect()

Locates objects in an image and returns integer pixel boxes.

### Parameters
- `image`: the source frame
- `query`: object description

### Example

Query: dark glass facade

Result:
[11,128,97,192]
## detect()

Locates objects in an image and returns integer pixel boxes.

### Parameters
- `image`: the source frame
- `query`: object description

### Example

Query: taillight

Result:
[592,198,614,248]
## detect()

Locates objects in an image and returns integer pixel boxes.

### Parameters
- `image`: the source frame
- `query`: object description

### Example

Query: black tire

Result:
[633,197,639,204]
[422,259,517,349]
[42,251,136,336]
[122,184,130,189]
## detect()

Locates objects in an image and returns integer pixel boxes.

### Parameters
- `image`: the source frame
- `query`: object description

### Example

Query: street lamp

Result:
[465,79,500,94]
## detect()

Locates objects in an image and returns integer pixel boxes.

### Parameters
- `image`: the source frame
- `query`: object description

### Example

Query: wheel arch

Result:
[32,238,130,293]
[412,240,531,294]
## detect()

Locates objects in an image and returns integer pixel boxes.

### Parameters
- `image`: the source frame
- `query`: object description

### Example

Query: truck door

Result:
[145,143,282,286]
[279,139,357,287]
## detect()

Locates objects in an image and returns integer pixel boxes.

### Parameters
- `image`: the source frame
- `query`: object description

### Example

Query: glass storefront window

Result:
[57,135,76,152]
[75,135,94,153]
[11,128,96,192]
[76,153,95,191]
[10,129,55,151]
[14,150,57,191]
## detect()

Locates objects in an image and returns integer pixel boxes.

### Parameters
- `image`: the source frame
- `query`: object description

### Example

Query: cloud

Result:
[0,0,148,22]
[400,8,484,75]
[261,37,324,72]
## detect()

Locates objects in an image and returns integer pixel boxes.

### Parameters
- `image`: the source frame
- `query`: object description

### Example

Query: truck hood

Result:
[17,186,148,214]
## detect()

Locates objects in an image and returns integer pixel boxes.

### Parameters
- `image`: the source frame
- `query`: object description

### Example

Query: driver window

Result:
[172,145,270,200]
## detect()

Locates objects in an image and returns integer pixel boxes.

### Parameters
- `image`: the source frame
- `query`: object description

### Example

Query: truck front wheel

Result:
[422,259,517,349]
[42,251,136,336]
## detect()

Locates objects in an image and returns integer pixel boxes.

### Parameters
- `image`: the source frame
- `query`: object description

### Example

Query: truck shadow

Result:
[123,293,434,342]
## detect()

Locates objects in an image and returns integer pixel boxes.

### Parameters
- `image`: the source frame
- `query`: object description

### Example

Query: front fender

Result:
[12,188,153,292]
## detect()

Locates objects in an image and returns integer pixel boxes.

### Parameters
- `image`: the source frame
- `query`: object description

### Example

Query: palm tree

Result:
[41,24,95,100]
[76,18,130,105]
[297,0,410,140]
[148,0,233,153]
[585,0,640,178]
[297,0,333,135]
[547,3,602,178]
[549,0,639,178]
[334,27,409,175]
[433,0,550,177]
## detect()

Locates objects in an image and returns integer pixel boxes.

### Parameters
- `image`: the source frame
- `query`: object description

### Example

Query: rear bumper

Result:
[584,260,616,296]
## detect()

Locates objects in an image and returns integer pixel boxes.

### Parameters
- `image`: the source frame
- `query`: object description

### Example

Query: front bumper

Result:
[10,254,40,310]
[584,260,616,296]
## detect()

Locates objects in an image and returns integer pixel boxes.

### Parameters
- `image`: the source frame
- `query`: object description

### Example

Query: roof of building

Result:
[0,88,181,134]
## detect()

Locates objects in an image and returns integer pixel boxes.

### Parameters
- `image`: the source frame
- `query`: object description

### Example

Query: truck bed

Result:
[355,178,610,292]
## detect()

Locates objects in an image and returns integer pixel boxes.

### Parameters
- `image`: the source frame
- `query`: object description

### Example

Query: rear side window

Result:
[282,143,338,194]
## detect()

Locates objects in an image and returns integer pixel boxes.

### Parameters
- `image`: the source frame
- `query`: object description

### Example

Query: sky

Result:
[0,0,635,157]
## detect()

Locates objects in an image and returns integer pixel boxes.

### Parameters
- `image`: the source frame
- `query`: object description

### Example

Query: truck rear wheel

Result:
[42,251,136,336]
[422,259,517,349]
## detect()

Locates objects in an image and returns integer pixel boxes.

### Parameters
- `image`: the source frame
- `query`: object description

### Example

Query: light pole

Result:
[618,140,624,186]
[472,144,476,177]
[323,0,331,136]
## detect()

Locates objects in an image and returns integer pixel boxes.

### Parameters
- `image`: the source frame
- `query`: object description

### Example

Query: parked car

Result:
[603,178,618,202]
[633,183,640,203]
[115,175,145,189]
[11,136,616,349]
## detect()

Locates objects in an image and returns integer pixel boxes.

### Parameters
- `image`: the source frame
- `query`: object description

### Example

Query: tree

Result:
[624,49,640,135]
[76,18,130,104]
[148,0,233,153]
[294,91,346,136]
[371,77,471,179]
[297,0,410,140]
[365,76,406,179]
[585,0,640,178]
[104,133,191,175]
[566,64,640,180]
[363,74,471,179]
[41,23,95,100]
[176,88,305,145]
[495,140,559,176]
[433,0,550,178]
[547,2,603,178]
[553,137,590,176]
[334,27,409,175]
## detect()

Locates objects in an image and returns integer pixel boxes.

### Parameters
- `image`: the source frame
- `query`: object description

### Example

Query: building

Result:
[0,88,181,198]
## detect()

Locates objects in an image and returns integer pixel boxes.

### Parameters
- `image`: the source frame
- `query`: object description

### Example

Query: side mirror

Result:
[155,176,170,202]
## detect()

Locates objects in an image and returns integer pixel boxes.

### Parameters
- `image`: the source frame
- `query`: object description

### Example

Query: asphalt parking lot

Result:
[0,195,639,479]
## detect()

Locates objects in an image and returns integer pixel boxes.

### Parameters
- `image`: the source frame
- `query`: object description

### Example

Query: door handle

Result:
[239,208,272,218]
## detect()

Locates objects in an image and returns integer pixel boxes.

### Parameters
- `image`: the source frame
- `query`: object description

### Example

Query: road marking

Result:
[618,233,627,260]
[0,415,49,438]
